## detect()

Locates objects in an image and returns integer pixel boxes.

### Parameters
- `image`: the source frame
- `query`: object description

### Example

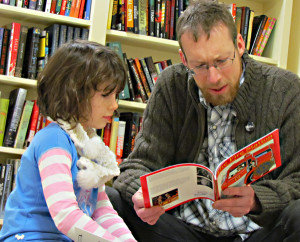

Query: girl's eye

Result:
[101,93,110,97]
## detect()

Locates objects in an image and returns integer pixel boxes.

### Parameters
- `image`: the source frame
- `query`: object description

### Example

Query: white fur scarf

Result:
[57,119,120,189]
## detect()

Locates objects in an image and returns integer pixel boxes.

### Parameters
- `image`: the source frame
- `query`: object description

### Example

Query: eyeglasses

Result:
[187,51,236,76]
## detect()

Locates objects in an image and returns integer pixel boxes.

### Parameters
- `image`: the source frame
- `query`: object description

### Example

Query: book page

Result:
[215,129,281,199]
[141,164,216,211]
[74,227,110,242]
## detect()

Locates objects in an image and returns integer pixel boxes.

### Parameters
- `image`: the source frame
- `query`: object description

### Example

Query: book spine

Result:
[29,0,37,9]
[148,0,155,36]
[111,0,119,29]
[164,0,171,39]
[103,118,112,147]
[45,24,59,57]
[0,163,13,213]
[145,56,158,84]
[0,29,10,75]
[55,0,63,13]
[134,58,151,98]
[24,100,39,147]
[253,17,271,56]
[140,58,154,92]
[126,0,134,32]
[0,28,4,59]
[59,0,68,15]
[130,113,140,151]
[10,0,16,5]
[169,0,175,40]
[116,120,126,159]
[123,53,135,101]
[83,0,92,20]
[154,0,161,37]
[78,0,86,19]
[50,0,57,13]
[2,0,10,4]
[256,18,276,56]
[3,88,27,147]
[37,30,46,75]
[36,0,44,11]
[118,0,125,31]
[14,100,34,149]
[128,58,147,103]
[64,0,73,16]
[6,22,21,76]
[160,0,166,38]
[0,98,10,146]
[0,165,5,211]
[249,15,267,55]
[16,0,23,7]
[138,0,147,35]
[44,0,52,12]
[15,26,28,78]
[58,25,67,47]
[73,0,81,18]
[109,117,119,153]
[246,10,255,51]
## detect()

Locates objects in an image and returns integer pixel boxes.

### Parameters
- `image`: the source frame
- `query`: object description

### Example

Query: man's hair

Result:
[37,39,126,125]
[176,0,237,53]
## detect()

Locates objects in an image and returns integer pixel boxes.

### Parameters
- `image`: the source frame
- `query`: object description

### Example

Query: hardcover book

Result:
[15,25,29,78]
[0,29,10,75]
[0,163,13,213]
[141,129,281,211]
[6,22,21,76]
[14,100,34,149]
[2,88,27,147]
[0,98,10,146]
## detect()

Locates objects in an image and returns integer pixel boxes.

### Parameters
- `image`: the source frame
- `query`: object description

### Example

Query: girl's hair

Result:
[176,0,237,53]
[37,39,126,124]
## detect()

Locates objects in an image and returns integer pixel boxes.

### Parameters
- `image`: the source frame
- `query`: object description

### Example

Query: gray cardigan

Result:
[114,52,300,228]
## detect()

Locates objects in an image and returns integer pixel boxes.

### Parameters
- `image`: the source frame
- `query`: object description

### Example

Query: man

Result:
[108,1,300,241]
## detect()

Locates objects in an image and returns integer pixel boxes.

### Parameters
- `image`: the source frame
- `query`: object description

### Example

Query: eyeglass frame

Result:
[186,50,236,76]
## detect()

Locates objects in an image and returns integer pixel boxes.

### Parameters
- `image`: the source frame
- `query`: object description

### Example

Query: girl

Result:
[0,40,136,242]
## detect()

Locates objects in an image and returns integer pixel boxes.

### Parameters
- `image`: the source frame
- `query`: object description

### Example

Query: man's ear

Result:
[236,33,245,56]
[179,49,188,66]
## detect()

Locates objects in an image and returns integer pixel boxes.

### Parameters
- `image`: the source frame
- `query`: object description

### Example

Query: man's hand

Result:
[132,187,165,225]
[212,185,261,217]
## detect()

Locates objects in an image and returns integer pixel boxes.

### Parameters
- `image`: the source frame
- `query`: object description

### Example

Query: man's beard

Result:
[201,81,240,106]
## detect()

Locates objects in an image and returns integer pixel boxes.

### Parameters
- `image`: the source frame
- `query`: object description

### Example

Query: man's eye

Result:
[195,64,207,69]
[216,59,227,64]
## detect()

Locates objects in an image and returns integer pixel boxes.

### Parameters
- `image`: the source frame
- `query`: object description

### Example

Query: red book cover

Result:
[59,0,68,15]
[78,0,86,19]
[50,0,57,13]
[134,58,151,99]
[141,129,281,210]
[6,22,21,76]
[25,100,39,147]
[103,118,112,147]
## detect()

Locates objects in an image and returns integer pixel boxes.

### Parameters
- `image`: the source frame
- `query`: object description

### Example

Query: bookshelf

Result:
[0,0,295,227]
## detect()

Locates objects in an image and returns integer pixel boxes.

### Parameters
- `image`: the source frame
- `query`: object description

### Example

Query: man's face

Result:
[179,24,245,106]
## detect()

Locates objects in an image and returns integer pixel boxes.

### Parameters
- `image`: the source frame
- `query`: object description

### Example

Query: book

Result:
[0,165,6,211]
[50,0,57,13]
[0,163,13,213]
[55,0,63,13]
[253,17,271,56]
[58,25,67,47]
[128,58,148,103]
[24,100,39,147]
[126,0,134,32]
[74,227,110,242]
[36,0,45,11]
[29,0,37,9]
[109,117,119,153]
[103,118,112,147]
[15,25,28,78]
[22,27,41,79]
[255,17,276,56]
[148,0,155,36]
[0,28,4,59]
[140,58,155,92]
[73,0,82,18]
[111,0,119,29]
[44,24,60,58]
[14,100,34,149]
[69,0,77,17]
[78,0,86,19]
[249,15,268,55]
[240,6,250,47]
[116,120,126,160]
[138,0,148,35]
[246,10,255,52]
[141,129,281,211]
[0,98,10,146]
[144,56,158,84]
[66,26,74,42]
[134,57,151,99]
[83,0,92,20]
[80,28,89,40]
[2,88,27,147]
[235,7,242,34]
[123,53,135,101]
[59,0,68,15]
[154,0,161,37]
[106,42,130,100]
[37,30,47,75]
[169,0,175,40]
[0,29,11,75]
[6,22,21,76]
[133,0,139,34]
[64,0,73,16]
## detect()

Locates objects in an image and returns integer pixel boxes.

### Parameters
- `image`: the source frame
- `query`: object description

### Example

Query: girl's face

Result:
[80,84,119,131]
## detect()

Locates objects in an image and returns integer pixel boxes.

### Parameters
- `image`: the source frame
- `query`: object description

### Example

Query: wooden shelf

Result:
[0,147,25,156]
[0,75,37,89]
[0,4,91,27]
[118,100,147,113]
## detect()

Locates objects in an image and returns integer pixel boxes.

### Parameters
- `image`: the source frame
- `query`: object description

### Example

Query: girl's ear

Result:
[179,49,188,66]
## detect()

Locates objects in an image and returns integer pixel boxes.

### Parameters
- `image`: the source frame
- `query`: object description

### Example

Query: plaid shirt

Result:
[174,65,260,240]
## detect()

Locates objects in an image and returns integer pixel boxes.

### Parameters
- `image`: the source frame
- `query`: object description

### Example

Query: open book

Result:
[74,227,110,242]
[140,129,281,211]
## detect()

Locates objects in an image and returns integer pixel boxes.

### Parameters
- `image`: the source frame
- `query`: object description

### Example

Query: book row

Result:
[108,1,276,57]
[0,22,89,79]
[0,0,92,20]
[108,0,189,40]
[0,88,52,149]
[107,41,172,103]
[0,87,143,162]
[228,3,276,56]
[98,112,143,162]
